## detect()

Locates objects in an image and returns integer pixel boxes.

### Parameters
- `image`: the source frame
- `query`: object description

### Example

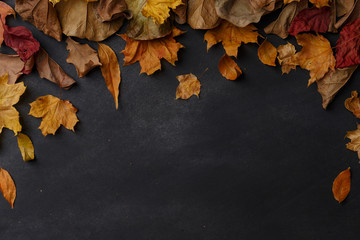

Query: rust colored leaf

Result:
[0,168,16,208]
[0,1,15,45]
[345,90,360,118]
[176,73,201,100]
[218,54,242,80]
[17,133,35,161]
[277,42,297,74]
[332,167,351,203]
[258,40,277,67]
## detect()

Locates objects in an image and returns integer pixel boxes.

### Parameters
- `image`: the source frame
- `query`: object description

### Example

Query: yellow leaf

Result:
[309,0,330,8]
[345,91,360,118]
[98,43,121,109]
[29,95,79,136]
[0,74,26,135]
[0,168,16,208]
[332,167,351,203]
[204,21,258,57]
[142,0,183,24]
[17,133,35,162]
[176,73,201,100]
[277,42,297,74]
[218,54,242,80]
[258,40,277,67]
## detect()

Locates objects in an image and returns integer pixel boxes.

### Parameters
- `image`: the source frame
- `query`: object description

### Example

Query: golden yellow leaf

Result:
[309,0,330,8]
[277,42,297,74]
[0,74,26,135]
[0,168,16,208]
[176,73,201,100]
[204,21,258,57]
[17,133,34,162]
[284,0,300,4]
[218,54,242,80]
[345,91,360,118]
[142,0,183,24]
[332,167,351,203]
[345,124,360,160]
[29,95,79,136]
[98,43,121,110]
[120,27,184,75]
[258,40,277,67]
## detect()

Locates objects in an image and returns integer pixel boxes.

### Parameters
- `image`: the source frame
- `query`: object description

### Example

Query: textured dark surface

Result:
[1,1,360,239]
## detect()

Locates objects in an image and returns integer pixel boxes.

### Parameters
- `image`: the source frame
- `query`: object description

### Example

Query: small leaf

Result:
[0,168,16,208]
[345,90,360,118]
[332,167,351,203]
[176,73,201,100]
[345,124,360,161]
[277,42,297,74]
[309,0,330,8]
[218,54,242,80]
[17,133,35,161]
[258,40,277,67]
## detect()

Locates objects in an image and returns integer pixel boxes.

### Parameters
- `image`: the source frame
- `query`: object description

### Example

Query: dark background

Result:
[1,1,360,239]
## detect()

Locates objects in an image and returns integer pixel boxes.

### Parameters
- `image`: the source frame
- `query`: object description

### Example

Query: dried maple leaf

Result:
[0,1,15,45]
[66,37,101,78]
[142,0,183,24]
[187,0,220,29]
[29,95,79,136]
[277,42,297,74]
[335,18,360,68]
[204,21,258,57]
[218,54,242,80]
[332,167,351,203]
[345,90,360,118]
[293,33,335,86]
[98,43,121,109]
[0,168,16,208]
[176,73,201,100]
[258,40,277,67]
[120,27,184,75]
[0,74,26,135]
[36,48,76,89]
[309,0,330,8]
[17,133,34,161]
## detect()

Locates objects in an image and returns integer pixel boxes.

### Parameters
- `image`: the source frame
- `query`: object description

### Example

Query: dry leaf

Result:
[29,95,79,136]
[332,167,351,203]
[309,0,330,8]
[173,0,187,24]
[0,1,15,45]
[0,168,16,208]
[97,0,129,22]
[36,48,76,89]
[66,37,101,78]
[335,0,359,29]
[345,90,360,118]
[142,0,183,24]
[176,73,201,100]
[218,54,242,80]
[98,43,121,109]
[346,124,360,160]
[204,21,258,57]
[0,54,25,84]
[50,0,98,6]
[187,0,220,29]
[250,0,277,11]
[284,0,301,4]
[0,74,26,135]
[337,0,355,17]
[317,66,358,109]
[258,40,277,66]
[120,28,184,75]
[277,42,297,74]
[17,133,34,161]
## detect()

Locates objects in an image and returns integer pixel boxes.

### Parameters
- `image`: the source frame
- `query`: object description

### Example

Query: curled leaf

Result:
[173,0,187,24]
[332,167,351,203]
[218,54,242,80]
[142,0,183,24]
[17,133,34,161]
[0,168,16,208]
[345,90,360,118]
[277,42,297,74]
[176,73,201,100]
[97,0,130,22]
[258,40,277,66]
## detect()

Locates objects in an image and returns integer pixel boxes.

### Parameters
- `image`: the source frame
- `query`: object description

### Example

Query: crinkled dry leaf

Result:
[0,54,25,84]
[277,43,297,74]
[142,0,183,24]
[204,21,258,57]
[176,73,201,100]
[29,95,79,136]
[98,43,121,109]
[309,0,330,8]
[258,40,277,66]
[0,74,26,135]
[66,37,101,78]
[17,133,34,161]
[0,1,15,45]
[97,0,129,22]
[0,168,16,208]
[36,48,76,89]
[345,90,360,118]
[120,28,184,75]
[346,124,360,160]
[332,167,351,203]
[218,54,242,80]
[173,0,187,24]
[187,0,220,29]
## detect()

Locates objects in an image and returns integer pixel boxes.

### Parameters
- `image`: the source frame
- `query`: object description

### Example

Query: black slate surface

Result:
[1,1,360,239]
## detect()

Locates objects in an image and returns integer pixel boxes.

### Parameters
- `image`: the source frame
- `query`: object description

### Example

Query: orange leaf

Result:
[176,73,201,100]
[258,40,277,67]
[332,167,351,203]
[0,168,16,208]
[309,0,330,8]
[0,1,15,45]
[345,90,360,118]
[218,54,242,80]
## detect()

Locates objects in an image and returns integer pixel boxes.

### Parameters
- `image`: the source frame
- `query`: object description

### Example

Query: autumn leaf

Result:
[309,0,330,8]
[284,0,301,4]
[0,54,26,84]
[277,42,297,74]
[250,0,278,11]
[120,27,184,75]
[98,43,121,109]
[66,37,101,78]
[0,1,15,45]
[36,48,76,89]
[17,133,35,161]
[173,0,187,24]
[0,168,16,208]
[187,0,220,29]
[258,40,277,66]
[50,0,98,5]
[218,54,242,80]
[332,167,351,203]
[204,21,258,57]
[0,74,26,135]
[29,95,79,136]
[345,90,360,118]
[176,73,201,100]
[142,0,183,24]
[97,0,129,22]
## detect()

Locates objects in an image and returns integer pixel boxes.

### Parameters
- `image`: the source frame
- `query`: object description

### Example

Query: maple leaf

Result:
[0,168,16,208]
[176,73,201,100]
[335,18,360,68]
[345,90,360,118]
[332,167,351,203]
[309,0,330,8]
[17,133,35,161]
[98,43,121,109]
[277,42,297,74]
[0,1,15,45]
[258,40,277,66]
[218,54,242,80]
[142,0,183,24]
[120,27,184,75]
[187,0,220,29]
[29,95,79,136]
[0,74,26,135]
[204,21,258,57]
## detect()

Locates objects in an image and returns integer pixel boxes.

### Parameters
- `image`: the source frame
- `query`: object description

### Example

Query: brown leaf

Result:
[176,73,201,100]
[97,0,130,22]
[335,0,359,29]
[66,37,101,78]
[258,40,277,66]
[187,0,220,29]
[17,133,35,161]
[98,43,121,109]
[345,90,360,118]
[250,0,278,11]
[317,66,358,109]
[346,124,360,160]
[173,0,187,24]
[332,167,351,203]
[0,54,25,84]
[277,42,297,74]
[36,48,76,89]
[0,168,16,208]
[218,54,242,80]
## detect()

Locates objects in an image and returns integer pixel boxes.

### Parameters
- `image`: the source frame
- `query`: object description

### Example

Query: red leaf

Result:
[288,7,330,36]
[335,18,360,68]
